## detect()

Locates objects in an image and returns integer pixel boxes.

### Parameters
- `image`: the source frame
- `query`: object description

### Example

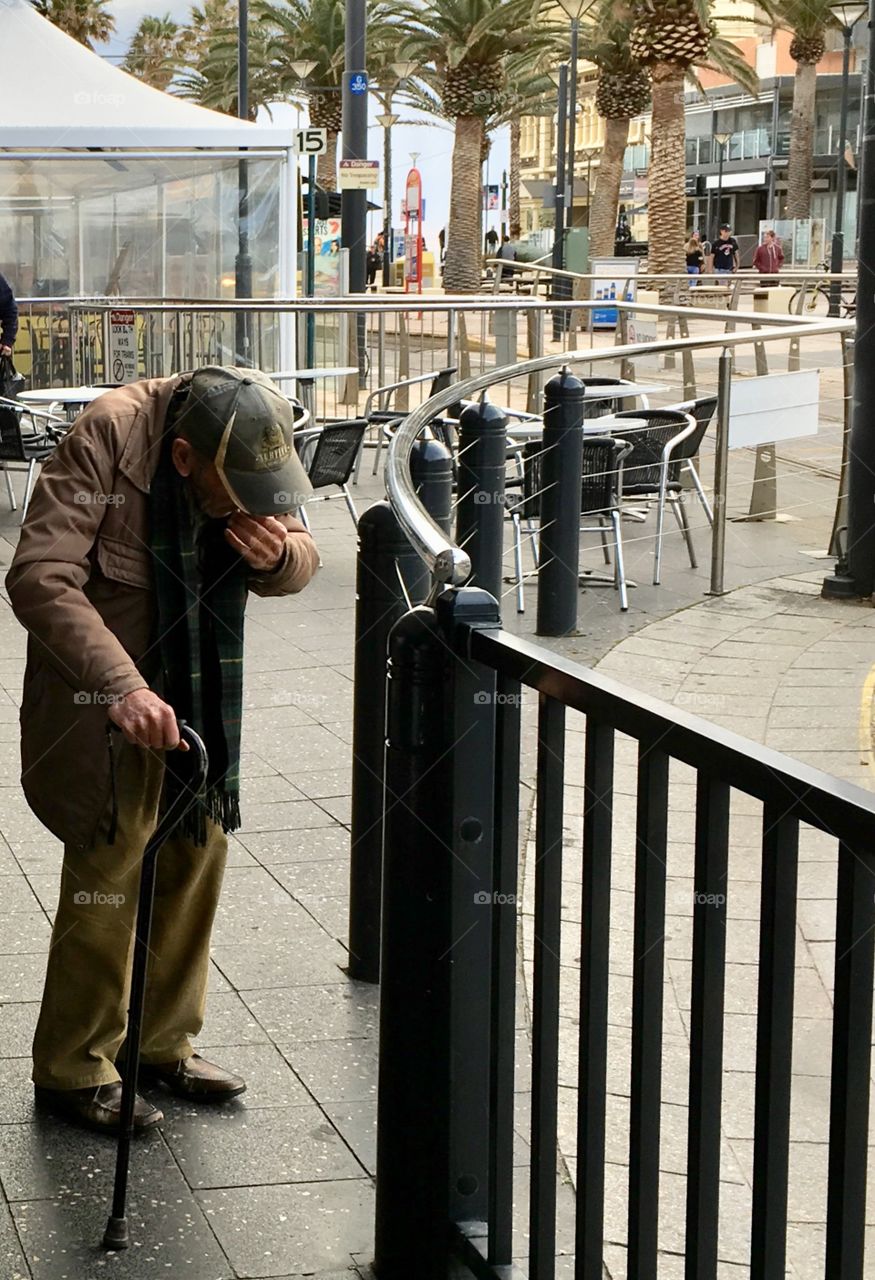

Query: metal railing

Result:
[370,303,870,1280]
[373,587,875,1279]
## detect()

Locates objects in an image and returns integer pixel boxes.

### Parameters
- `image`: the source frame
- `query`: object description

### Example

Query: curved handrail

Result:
[384,314,852,589]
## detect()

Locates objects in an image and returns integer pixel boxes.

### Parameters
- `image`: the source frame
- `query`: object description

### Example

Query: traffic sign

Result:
[294,127,328,155]
[339,159,379,190]
[348,72,368,95]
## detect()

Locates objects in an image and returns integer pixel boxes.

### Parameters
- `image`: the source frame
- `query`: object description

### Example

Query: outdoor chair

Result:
[0,397,64,523]
[662,395,718,524]
[610,407,699,585]
[363,366,460,478]
[505,433,633,613]
[295,418,368,530]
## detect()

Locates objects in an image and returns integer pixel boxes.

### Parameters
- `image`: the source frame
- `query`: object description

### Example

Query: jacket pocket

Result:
[95,534,152,590]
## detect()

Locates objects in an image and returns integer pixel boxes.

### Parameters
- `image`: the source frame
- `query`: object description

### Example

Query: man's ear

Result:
[170,435,194,478]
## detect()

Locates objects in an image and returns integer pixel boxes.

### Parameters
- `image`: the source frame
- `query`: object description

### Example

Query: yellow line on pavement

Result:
[859,665,875,770]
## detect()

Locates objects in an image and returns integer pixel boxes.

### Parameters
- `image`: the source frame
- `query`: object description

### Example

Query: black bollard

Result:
[348,502,423,983]
[409,438,453,602]
[536,366,585,636]
[454,394,508,603]
[374,605,453,1279]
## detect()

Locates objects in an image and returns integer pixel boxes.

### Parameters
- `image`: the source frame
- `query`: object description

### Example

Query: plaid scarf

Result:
[149,428,248,845]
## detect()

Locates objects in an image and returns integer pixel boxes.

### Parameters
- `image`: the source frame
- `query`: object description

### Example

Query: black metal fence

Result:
[372,585,875,1280]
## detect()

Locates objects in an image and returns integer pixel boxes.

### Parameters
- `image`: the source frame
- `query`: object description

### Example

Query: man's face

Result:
[720,229,730,239]
[171,436,239,518]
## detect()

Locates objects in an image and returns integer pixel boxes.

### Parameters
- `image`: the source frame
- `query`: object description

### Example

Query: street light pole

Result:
[342,0,368,296]
[713,130,731,241]
[235,0,252,365]
[823,0,875,599]
[567,17,580,221]
[376,111,399,287]
[551,64,569,338]
[828,4,866,316]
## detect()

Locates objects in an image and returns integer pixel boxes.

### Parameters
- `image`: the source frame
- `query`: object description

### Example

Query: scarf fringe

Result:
[176,786,241,846]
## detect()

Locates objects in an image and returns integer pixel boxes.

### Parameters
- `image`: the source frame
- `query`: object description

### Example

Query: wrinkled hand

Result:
[225,513,287,571]
[107,688,188,751]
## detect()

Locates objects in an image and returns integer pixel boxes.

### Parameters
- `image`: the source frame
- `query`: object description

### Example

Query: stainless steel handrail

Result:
[384,315,852,588]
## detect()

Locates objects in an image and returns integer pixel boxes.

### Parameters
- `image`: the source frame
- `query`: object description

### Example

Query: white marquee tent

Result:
[0,0,298,308]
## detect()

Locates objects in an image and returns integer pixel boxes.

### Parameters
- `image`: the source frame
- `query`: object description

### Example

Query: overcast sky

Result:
[98,1,510,254]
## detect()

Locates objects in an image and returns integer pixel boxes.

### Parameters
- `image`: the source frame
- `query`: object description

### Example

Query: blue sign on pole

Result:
[349,72,368,95]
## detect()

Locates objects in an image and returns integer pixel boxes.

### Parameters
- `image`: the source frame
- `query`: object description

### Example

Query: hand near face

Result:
[225,513,288,571]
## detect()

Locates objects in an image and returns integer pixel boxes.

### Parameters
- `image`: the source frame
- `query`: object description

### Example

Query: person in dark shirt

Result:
[0,272,19,354]
[712,224,739,274]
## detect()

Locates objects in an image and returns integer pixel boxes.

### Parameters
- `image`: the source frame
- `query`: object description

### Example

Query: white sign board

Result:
[338,160,379,190]
[728,370,820,449]
[591,257,638,329]
[109,309,137,384]
[627,311,657,345]
[294,127,328,155]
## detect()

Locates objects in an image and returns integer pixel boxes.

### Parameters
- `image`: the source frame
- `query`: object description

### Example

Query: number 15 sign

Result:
[294,128,328,155]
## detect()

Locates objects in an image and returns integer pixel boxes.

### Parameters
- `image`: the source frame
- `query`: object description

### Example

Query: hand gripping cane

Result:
[102,721,208,1251]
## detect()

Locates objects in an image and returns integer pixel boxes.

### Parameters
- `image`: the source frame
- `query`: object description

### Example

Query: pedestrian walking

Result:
[496,234,516,262]
[685,233,705,286]
[752,228,784,285]
[366,240,382,290]
[6,367,319,1134]
[712,223,739,275]
[0,270,19,355]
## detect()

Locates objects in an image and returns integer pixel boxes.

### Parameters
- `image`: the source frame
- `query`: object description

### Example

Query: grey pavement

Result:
[0,393,868,1279]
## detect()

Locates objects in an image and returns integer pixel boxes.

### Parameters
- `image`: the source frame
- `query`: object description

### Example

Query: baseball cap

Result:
[172,366,313,516]
[720,223,731,230]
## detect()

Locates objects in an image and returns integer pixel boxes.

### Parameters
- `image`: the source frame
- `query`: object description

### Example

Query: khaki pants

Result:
[32,740,227,1089]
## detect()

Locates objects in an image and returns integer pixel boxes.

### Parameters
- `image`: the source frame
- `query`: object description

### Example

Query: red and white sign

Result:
[109,309,137,383]
[403,167,423,294]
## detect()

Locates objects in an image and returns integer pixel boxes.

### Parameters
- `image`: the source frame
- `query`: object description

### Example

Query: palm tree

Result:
[123,14,180,90]
[587,22,649,258]
[760,0,832,219]
[397,0,557,293]
[174,1,276,120]
[34,0,115,48]
[257,0,349,188]
[491,55,555,240]
[629,0,757,275]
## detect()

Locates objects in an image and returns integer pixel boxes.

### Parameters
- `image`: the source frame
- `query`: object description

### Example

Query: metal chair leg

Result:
[598,516,612,565]
[342,484,359,527]
[2,463,16,512]
[21,460,37,523]
[298,503,312,533]
[610,508,629,611]
[685,459,714,524]
[512,512,525,613]
[668,491,697,568]
[371,426,387,475]
[653,465,669,586]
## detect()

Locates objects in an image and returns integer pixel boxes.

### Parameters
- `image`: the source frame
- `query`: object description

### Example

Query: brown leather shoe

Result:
[34,1082,164,1134]
[138,1054,246,1102]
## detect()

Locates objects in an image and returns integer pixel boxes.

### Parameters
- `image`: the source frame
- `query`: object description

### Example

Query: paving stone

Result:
[272,862,350,902]
[0,913,51,955]
[211,932,348,991]
[286,1040,378,1105]
[238,828,351,865]
[236,801,342,835]
[0,1003,39,1057]
[291,770,352,801]
[164,1101,364,1189]
[245,983,378,1046]
[0,1199,28,1280]
[198,1180,374,1278]
[241,776,308,805]
[194,991,271,1049]
[0,954,50,1003]
[0,877,42,915]
[11,1149,230,1279]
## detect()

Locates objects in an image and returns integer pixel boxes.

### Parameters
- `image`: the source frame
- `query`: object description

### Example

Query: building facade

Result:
[518,23,864,256]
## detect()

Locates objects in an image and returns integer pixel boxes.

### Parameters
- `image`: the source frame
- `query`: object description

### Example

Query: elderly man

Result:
[7,367,319,1133]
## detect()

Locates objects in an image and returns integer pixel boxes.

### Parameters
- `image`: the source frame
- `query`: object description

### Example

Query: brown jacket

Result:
[6,375,320,849]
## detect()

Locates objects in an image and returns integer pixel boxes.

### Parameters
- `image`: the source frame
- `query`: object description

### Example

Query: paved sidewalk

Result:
[0,428,867,1278]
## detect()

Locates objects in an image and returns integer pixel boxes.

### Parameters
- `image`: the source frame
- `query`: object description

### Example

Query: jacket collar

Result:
[118,374,190,494]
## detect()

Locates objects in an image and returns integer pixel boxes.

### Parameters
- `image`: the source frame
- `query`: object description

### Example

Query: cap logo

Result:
[256,422,291,469]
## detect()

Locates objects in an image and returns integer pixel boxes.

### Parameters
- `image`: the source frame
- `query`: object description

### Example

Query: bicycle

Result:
[787,261,856,317]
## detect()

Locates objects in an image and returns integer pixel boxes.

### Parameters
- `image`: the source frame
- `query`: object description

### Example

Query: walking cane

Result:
[102,721,208,1251]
